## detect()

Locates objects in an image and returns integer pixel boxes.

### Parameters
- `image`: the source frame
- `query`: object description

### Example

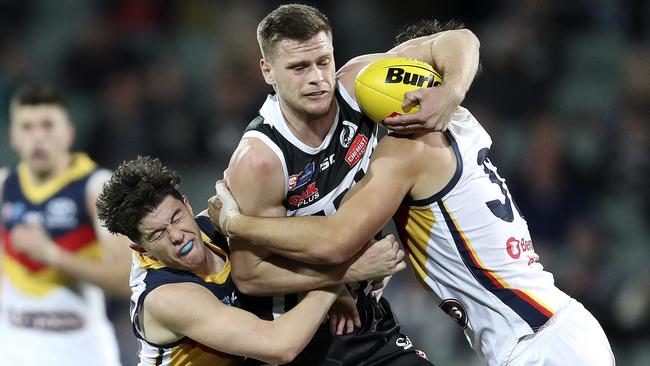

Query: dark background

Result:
[0,1,648,364]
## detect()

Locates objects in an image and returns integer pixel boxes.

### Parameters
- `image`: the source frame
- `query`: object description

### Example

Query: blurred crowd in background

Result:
[0,0,648,365]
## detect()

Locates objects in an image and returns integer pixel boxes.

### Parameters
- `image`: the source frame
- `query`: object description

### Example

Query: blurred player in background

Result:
[96,156,405,365]
[221,4,479,365]
[210,21,615,366]
[0,83,132,365]
[0,167,7,304]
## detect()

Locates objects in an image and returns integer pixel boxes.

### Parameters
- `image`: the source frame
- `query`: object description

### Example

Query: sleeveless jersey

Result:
[130,216,257,366]
[241,82,378,317]
[0,153,121,366]
[240,83,415,366]
[244,82,378,218]
[393,107,571,365]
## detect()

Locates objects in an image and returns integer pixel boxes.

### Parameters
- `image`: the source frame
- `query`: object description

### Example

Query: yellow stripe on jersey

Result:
[169,341,241,366]
[200,232,231,285]
[518,288,556,316]
[17,153,97,204]
[3,241,102,296]
[394,204,435,290]
[134,252,166,270]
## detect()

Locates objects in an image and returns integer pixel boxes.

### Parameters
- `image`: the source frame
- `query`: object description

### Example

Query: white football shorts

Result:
[506,298,615,366]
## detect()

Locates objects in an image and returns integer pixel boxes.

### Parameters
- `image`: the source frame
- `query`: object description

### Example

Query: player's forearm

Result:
[391,29,480,102]
[232,253,359,296]
[229,214,364,264]
[228,214,333,263]
[427,29,480,102]
[253,288,339,364]
[48,248,130,296]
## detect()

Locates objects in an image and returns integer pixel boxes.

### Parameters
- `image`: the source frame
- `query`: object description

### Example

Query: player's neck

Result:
[202,247,226,275]
[26,153,73,185]
[279,99,337,148]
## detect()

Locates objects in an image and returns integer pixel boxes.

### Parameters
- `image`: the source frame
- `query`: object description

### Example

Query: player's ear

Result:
[260,58,274,85]
[182,195,194,215]
[130,242,158,260]
[65,123,75,149]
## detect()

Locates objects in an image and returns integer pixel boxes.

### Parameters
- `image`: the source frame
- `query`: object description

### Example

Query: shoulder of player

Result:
[227,138,285,194]
[375,133,426,160]
[367,134,424,179]
[226,138,286,214]
[0,166,8,182]
[84,168,113,213]
[85,168,112,190]
[0,166,8,201]
[229,138,282,178]
[375,133,450,173]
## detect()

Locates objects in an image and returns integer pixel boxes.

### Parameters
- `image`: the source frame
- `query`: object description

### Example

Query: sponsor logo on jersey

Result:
[440,298,468,328]
[2,202,26,224]
[395,335,413,350]
[527,254,540,266]
[320,154,335,172]
[23,211,44,225]
[45,197,78,229]
[288,182,319,207]
[506,236,535,260]
[339,120,358,148]
[288,162,315,191]
[8,308,85,331]
[345,134,368,167]
[222,291,239,306]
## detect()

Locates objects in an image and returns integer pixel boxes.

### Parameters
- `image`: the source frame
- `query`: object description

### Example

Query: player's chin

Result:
[28,158,52,174]
[303,98,332,116]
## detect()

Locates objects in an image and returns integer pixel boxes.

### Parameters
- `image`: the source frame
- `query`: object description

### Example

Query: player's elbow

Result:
[234,282,265,296]
[231,273,257,295]
[254,323,306,364]
[231,268,266,296]
[317,237,360,264]
[263,344,301,365]
[456,28,480,49]
[277,346,301,364]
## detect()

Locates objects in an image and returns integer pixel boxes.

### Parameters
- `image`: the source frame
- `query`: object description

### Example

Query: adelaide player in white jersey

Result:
[210,104,615,365]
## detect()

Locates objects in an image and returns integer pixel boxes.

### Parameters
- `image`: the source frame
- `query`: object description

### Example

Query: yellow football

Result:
[355,57,443,123]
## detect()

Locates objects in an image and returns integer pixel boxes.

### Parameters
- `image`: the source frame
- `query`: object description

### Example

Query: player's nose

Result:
[168,225,184,244]
[307,64,324,84]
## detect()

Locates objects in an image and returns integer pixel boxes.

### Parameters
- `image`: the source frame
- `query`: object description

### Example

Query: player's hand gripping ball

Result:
[355,57,443,123]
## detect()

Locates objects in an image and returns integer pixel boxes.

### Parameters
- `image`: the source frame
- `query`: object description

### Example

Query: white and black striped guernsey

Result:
[238,82,409,365]
[242,82,378,218]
